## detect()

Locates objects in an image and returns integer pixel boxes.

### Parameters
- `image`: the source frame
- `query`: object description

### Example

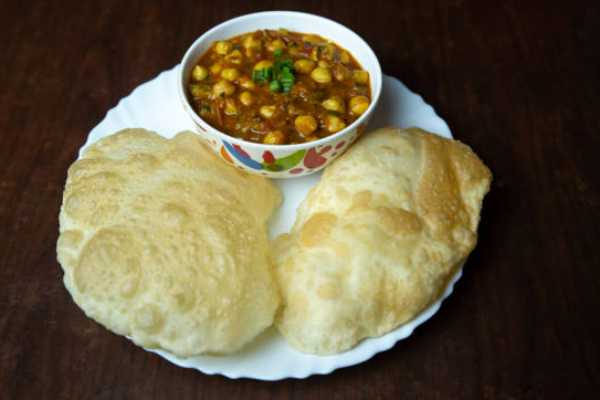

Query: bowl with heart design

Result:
[177,11,382,178]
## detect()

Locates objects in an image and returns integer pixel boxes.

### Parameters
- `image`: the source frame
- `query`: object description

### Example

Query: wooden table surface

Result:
[1,1,599,399]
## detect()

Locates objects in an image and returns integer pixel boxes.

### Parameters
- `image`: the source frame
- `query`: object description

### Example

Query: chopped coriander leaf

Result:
[280,68,295,93]
[252,68,273,83]
[275,58,294,71]
[252,53,296,94]
[269,80,281,92]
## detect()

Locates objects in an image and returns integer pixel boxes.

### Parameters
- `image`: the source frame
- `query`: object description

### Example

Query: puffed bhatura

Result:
[274,127,492,354]
[57,129,281,357]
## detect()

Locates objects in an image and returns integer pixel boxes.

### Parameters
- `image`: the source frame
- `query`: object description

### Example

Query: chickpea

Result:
[339,51,350,64]
[214,41,232,55]
[225,49,243,64]
[321,96,345,113]
[326,115,346,133]
[212,80,236,97]
[253,60,274,71]
[224,98,238,115]
[302,34,323,45]
[239,91,253,106]
[191,65,208,81]
[305,135,319,142]
[243,35,262,50]
[333,64,351,81]
[267,39,286,52]
[288,46,301,57]
[302,34,315,43]
[188,84,209,99]
[188,84,201,97]
[294,59,316,74]
[353,70,370,85]
[260,105,277,119]
[349,96,370,115]
[318,60,329,68]
[310,67,332,84]
[310,47,319,61]
[221,68,240,82]
[294,115,318,136]
[321,44,336,61]
[209,63,223,76]
[239,76,256,90]
[263,130,287,144]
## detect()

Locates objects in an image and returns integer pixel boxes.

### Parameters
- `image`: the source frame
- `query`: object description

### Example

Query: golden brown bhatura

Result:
[274,127,492,354]
[57,129,281,357]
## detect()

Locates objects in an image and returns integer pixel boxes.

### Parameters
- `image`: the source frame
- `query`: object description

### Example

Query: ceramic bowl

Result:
[178,11,382,178]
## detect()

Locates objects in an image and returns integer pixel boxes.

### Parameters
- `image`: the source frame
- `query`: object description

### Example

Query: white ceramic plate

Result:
[84,66,459,380]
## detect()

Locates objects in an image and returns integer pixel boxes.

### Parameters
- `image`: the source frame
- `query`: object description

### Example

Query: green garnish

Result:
[279,67,294,93]
[252,68,272,83]
[252,51,295,93]
[269,80,281,92]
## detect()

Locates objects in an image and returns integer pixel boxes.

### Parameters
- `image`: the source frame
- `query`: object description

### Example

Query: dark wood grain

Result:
[1,1,599,399]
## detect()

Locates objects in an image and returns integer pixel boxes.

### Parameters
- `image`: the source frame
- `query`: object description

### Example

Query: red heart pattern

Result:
[303,145,333,169]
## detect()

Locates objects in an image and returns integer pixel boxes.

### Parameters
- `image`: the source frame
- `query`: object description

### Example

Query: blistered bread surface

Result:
[274,127,492,354]
[57,129,281,356]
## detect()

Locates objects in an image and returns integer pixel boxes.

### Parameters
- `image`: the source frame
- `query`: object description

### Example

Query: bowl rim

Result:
[178,10,382,151]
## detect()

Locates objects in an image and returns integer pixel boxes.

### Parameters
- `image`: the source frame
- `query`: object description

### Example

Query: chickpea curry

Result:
[187,29,371,145]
